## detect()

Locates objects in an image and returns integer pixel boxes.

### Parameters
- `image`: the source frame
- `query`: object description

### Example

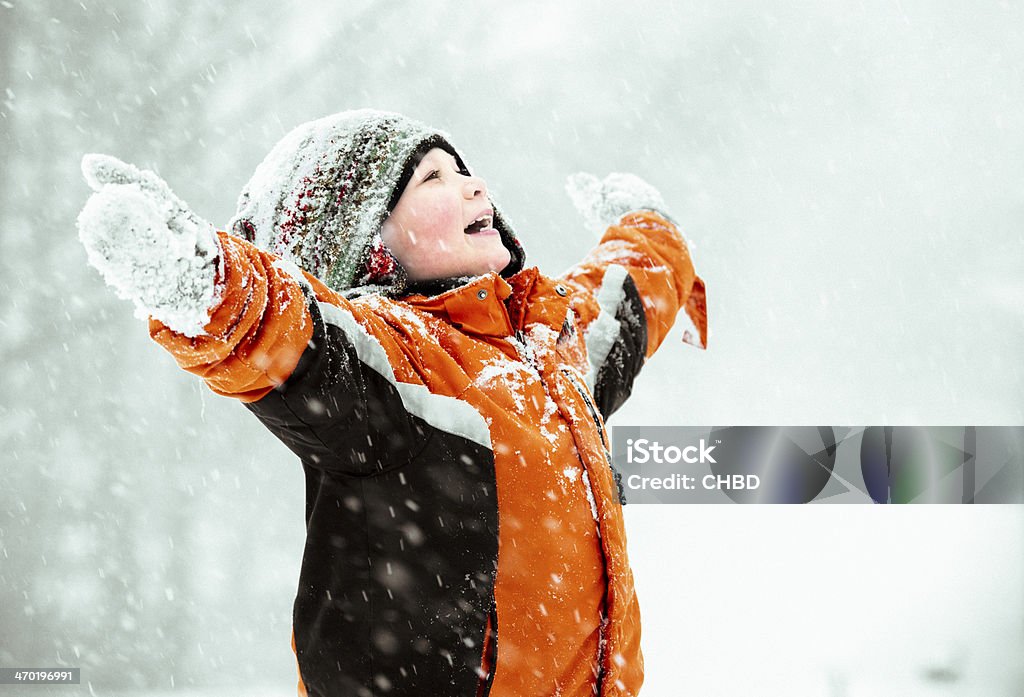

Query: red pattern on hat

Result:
[360,235,399,283]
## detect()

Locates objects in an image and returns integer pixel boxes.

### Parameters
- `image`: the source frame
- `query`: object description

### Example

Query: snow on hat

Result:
[230,109,524,297]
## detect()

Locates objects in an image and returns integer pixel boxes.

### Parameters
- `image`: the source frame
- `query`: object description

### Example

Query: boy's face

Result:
[381,148,512,283]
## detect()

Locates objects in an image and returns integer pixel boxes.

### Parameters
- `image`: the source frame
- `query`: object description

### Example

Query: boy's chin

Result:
[409,250,513,283]
[478,253,512,277]
[454,252,512,279]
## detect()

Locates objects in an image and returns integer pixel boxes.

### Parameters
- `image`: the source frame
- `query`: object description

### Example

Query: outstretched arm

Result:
[77,154,312,401]
[76,155,427,475]
[560,172,708,417]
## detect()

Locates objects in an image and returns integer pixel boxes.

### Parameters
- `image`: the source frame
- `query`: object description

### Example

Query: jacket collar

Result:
[403,268,570,338]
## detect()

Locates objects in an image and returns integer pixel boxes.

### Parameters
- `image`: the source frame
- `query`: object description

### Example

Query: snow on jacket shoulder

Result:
[149,210,707,697]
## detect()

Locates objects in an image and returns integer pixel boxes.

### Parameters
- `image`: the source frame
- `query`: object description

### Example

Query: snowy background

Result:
[1,1,1022,695]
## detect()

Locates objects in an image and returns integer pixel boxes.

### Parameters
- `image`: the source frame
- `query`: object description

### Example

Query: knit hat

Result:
[229,109,525,297]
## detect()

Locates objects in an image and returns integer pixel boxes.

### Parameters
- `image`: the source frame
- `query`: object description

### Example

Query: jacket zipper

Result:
[563,368,627,506]
[561,368,607,450]
[560,369,614,693]
[516,331,610,691]
[513,331,609,692]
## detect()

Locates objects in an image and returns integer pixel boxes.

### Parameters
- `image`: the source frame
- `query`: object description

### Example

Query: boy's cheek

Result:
[417,201,461,233]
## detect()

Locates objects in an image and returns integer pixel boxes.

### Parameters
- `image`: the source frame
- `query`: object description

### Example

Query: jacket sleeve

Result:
[560,210,708,418]
[149,231,429,476]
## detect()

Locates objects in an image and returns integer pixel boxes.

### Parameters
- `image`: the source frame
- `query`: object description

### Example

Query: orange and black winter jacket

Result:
[151,210,707,697]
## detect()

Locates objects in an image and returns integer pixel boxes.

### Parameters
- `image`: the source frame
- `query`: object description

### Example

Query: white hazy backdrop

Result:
[1,1,1021,696]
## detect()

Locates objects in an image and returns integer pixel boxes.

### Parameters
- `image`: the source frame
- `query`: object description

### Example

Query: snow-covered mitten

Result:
[565,171,676,236]
[77,154,221,337]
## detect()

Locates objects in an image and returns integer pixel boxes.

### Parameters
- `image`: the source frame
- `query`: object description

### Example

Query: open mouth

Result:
[464,214,495,234]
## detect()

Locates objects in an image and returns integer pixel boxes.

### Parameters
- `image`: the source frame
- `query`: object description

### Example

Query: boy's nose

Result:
[463,175,487,200]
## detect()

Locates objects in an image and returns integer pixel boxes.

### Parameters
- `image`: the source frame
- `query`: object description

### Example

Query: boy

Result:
[77,109,707,697]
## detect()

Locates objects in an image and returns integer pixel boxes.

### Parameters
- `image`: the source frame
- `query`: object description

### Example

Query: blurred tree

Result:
[0,0,270,688]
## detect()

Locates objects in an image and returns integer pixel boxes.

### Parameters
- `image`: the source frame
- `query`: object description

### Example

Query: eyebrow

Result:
[416,152,460,176]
